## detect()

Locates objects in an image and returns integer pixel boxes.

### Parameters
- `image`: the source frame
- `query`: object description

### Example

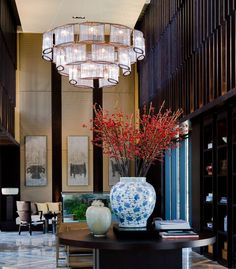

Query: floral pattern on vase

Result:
[110,177,156,228]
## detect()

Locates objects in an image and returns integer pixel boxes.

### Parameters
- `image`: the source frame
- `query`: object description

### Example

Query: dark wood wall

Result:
[138,0,236,117]
[0,0,20,229]
[0,0,19,136]
[137,0,236,221]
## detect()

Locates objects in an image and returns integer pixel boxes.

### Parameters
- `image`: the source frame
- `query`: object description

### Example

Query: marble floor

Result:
[0,231,227,269]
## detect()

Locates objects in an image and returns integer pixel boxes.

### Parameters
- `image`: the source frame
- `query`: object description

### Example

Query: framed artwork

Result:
[25,136,47,186]
[109,158,120,186]
[68,136,88,186]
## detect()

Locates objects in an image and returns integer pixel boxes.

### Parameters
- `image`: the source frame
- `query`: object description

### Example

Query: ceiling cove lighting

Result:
[42,22,145,88]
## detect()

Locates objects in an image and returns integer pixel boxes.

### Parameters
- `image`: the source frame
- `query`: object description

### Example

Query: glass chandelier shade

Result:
[42,22,145,88]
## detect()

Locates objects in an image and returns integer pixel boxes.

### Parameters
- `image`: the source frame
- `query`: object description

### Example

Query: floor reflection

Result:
[0,231,226,268]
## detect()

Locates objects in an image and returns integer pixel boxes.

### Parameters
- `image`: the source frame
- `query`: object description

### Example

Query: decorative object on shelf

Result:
[220,197,227,204]
[84,103,184,228]
[220,160,227,175]
[206,164,213,175]
[222,247,228,260]
[222,136,227,143]
[25,136,47,186]
[224,215,227,232]
[207,142,213,149]
[224,241,228,251]
[42,22,145,88]
[67,136,88,186]
[110,177,155,227]
[86,200,111,237]
[207,222,213,229]
[206,193,213,202]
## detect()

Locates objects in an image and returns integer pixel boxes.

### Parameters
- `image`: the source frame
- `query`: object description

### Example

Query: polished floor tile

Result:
[0,231,227,268]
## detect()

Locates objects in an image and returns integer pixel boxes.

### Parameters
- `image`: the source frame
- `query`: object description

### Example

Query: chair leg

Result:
[18,225,21,235]
[29,224,32,235]
[56,237,59,267]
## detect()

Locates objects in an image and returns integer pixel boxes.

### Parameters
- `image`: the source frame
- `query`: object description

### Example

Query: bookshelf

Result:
[200,107,235,268]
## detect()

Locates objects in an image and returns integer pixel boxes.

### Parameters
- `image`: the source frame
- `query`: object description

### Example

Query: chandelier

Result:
[42,22,145,88]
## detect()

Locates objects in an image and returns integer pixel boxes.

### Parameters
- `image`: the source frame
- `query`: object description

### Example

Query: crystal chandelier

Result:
[42,22,145,88]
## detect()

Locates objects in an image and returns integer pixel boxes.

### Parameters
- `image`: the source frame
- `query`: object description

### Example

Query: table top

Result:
[58,227,216,251]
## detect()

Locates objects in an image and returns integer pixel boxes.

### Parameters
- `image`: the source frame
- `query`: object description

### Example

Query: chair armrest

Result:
[38,210,43,219]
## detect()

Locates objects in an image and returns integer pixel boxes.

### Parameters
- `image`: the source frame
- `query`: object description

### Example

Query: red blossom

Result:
[83,102,184,177]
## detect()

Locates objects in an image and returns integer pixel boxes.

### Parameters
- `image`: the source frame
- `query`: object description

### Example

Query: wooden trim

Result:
[93,79,103,192]
[181,88,236,122]
[138,1,236,119]
[51,63,62,202]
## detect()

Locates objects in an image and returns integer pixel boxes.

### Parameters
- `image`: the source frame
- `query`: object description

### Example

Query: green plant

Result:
[71,203,88,220]
[64,198,88,220]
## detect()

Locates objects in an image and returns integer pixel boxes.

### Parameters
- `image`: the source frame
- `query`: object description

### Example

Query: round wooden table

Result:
[58,227,215,269]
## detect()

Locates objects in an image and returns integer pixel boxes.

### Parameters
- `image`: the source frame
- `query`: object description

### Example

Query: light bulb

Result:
[61,30,68,36]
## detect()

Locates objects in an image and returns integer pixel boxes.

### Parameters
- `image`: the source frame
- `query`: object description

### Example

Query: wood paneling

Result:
[138,0,236,117]
[0,0,19,138]
[0,0,20,229]
[51,63,62,202]
[93,79,103,192]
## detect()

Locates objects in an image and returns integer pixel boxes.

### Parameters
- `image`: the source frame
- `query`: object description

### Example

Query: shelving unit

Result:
[232,109,236,267]
[201,117,215,259]
[200,108,235,268]
[216,113,229,267]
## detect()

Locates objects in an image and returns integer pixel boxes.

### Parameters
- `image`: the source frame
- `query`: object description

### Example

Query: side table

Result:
[43,212,57,233]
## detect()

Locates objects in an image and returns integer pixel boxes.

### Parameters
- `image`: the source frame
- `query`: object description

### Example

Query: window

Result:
[165,121,191,222]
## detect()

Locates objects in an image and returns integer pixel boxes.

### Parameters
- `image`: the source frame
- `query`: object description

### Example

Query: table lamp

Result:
[1,188,19,221]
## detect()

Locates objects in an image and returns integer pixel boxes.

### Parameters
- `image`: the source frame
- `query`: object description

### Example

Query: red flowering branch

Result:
[83,102,184,177]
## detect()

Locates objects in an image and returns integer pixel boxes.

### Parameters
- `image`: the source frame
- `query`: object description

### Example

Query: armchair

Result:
[16,201,45,235]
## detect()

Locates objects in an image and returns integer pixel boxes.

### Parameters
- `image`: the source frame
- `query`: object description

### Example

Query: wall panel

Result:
[138,0,236,117]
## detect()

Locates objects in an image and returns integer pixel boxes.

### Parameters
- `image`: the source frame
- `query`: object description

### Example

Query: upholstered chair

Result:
[16,201,45,235]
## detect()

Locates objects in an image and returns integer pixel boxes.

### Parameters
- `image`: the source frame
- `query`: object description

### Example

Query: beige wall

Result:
[18,33,135,201]
[61,78,93,192]
[103,68,135,191]
[19,33,52,202]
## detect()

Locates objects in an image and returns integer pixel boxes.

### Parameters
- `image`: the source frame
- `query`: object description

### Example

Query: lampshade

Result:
[42,21,145,88]
[1,188,19,195]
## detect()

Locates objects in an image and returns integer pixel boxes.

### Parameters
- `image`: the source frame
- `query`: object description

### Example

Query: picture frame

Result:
[25,136,47,186]
[67,136,89,186]
[109,158,120,186]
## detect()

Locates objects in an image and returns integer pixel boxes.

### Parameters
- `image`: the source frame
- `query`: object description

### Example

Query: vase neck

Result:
[120,177,146,183]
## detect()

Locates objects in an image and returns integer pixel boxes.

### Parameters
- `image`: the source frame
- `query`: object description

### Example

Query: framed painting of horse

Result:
[67,136,89,186]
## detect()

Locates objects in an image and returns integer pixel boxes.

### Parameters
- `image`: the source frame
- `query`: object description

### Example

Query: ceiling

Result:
[15,0,149,33]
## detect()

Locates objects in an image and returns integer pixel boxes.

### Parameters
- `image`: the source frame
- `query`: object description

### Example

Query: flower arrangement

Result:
[84,103,183,177]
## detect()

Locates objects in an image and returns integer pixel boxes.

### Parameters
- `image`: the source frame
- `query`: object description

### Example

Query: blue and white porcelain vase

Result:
[110,177,156,228]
